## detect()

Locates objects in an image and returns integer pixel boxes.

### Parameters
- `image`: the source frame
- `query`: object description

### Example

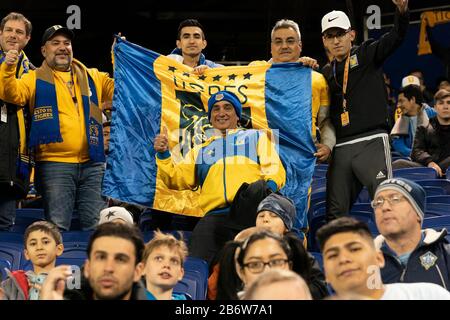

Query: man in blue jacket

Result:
[372,178,450,290]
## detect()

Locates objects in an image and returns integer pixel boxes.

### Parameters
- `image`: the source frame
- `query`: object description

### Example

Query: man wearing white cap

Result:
[320,0,409,222]
[391,76,436,158]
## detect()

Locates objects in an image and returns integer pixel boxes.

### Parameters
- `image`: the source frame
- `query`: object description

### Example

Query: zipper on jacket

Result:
[222,137,229,205]
[7,104,14,187]
[435,265,447,290]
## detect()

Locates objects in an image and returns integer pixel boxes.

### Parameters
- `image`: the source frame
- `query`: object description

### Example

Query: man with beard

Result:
[40,222,146,300]
[0,25,114,230]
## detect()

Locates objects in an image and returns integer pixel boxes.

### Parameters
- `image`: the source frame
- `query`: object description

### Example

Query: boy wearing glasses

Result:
[372,178,450,290]
[320,0,409,223]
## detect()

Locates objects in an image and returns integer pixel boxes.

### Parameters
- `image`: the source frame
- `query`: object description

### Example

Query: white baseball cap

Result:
[98,206,134,225]
[321,11,351,33]
[401,75,421,88]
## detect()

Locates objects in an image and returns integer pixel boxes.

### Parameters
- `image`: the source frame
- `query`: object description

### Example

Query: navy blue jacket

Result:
[376,229,450,291]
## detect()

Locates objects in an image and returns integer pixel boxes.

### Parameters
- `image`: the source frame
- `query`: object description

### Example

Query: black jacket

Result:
[64,277,148,300]
[0,56,34,198]
[411,117,450,172]
[322,9,409,144]
[376,229,450,290]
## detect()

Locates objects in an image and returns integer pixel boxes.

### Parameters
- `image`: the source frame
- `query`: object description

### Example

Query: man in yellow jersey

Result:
[0,25,114,231]
[250,19,336,163]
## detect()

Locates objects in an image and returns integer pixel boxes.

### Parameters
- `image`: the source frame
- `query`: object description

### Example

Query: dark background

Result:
[2,0,449,90]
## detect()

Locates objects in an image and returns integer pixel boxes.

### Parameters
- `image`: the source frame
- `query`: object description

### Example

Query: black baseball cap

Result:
[41,25,74,45]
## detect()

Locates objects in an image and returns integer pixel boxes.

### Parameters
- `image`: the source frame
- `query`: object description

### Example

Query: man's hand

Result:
[193,65,210,75]
[314,143,331,162]
[5,43,19,66]
[428,161,443,177]
[298,56,319,69]
[393,0,408,13]
[154,127,169,153]
[40,265,72,300]
[112,32,126,51]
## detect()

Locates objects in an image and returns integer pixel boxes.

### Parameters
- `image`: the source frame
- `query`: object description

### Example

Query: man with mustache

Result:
[0,25,115,231]
[0,12,33,231]
[372,178,450,290]
[250,19,335,164]
[320,0,409,222]
[40,222,147,300]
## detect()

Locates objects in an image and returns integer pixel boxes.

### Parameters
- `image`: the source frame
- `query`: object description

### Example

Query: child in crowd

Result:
[1,221,64,300]
[142,230,188,300]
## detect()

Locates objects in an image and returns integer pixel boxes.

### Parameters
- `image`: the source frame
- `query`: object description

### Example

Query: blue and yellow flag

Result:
[103,38,316,231]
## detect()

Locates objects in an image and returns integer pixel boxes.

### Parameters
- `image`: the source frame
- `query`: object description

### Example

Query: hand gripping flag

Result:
[103,38,316,232]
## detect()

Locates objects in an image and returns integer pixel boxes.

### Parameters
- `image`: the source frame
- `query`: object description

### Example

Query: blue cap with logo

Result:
[207,90,242,121]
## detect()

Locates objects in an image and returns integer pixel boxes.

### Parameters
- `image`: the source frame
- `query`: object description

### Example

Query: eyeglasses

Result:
[271,38,299,47]
[323,29,351,41]
[371,193,406,209]
[243,258,289,274]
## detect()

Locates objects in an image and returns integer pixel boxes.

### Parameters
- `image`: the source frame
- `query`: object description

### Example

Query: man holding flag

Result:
[154,90,286,263]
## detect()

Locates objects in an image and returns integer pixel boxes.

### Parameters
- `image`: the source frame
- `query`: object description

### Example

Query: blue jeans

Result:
[35,161,106,231]
[0,193,16,231]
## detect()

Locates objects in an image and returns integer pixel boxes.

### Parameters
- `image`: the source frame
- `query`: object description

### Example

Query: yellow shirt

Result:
[0,62,114,163]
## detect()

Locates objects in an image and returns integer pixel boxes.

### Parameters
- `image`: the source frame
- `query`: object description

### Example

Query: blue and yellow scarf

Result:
[31,59,105,162]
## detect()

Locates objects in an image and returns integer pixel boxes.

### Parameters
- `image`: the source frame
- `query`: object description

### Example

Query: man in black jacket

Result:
[40,223,147,300]
[320,0,409,221]
[373,178,450,290]
[0,12,33,230]
[392,89,450,177]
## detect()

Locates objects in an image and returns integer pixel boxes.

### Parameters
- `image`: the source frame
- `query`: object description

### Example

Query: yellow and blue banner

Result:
[103,38,316,230]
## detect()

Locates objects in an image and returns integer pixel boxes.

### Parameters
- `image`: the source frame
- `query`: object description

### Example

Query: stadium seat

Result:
[0,232,24,244]
[426,195,450,204]
[311,177,326,193]
[313,164,328,179]
[139,211,153,232]
[351,203,373,213]
[308,209,379,252]
[173,275,200,300]
[422,186,446,197]
[355,187,371,204]
[393,167,438,181]
[170,257,209,300]
[0,244,23,281]
[416,179,450,195]
[423,216,450,231]
[62,231,93,244]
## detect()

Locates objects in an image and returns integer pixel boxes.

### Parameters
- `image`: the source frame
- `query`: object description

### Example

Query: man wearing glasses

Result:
[251,19,335,163]
[321,0,410,222]
[372,178,450,290]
